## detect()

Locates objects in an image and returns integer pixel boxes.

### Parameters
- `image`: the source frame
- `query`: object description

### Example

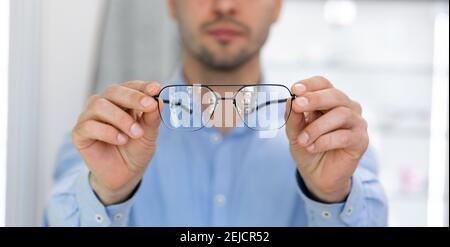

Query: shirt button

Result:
[214,194,226,206]
[346,207,353,215]
[210,134,223,144]
[321,211,332,219]
[114,213,123,221]
[95,214,104,223]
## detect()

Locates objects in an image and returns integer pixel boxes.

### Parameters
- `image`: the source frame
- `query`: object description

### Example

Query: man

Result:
[45,0,387,226]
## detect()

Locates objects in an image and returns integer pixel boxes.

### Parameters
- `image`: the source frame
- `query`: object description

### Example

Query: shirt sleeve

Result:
[295,146,388,227]
[44,135,139,227]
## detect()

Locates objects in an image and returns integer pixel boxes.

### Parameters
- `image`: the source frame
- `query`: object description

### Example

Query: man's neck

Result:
[182,52,262,86]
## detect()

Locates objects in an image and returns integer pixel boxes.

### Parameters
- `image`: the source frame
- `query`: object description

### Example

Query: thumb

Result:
[140,82,162,141]
[140,108,161,140]
[285,100,307,146]
[285,101,317,172]
[122,82,162,156]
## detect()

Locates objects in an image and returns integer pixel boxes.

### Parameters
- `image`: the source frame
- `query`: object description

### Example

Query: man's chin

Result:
[204,59,247,72]
[193,45,256,71]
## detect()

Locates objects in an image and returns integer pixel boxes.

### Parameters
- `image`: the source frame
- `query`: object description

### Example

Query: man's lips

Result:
[206,27,244,42]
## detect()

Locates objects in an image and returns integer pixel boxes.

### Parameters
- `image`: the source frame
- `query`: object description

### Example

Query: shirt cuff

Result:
[75,167,138,226]
[295,170,366,226]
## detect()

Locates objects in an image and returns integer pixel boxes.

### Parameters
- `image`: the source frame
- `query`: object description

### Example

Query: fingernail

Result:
[298,132,309,145]
[117,133,128,145]
[140,96,153,107]
[307,144,315,152]
[130,123,143,137]
[295,83,306,93]
[295,97,309,107]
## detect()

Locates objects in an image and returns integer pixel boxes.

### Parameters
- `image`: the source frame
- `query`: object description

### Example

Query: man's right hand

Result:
[72,80,161,205]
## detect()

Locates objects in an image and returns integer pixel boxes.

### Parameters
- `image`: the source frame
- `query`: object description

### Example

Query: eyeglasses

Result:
[153,84,296,131]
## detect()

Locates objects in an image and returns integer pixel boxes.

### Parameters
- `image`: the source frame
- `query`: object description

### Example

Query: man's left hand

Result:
[285,76,369,203]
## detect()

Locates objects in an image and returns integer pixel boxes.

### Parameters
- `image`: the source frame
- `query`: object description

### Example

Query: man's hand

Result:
[72,80,161,205]
[286,76,369,203]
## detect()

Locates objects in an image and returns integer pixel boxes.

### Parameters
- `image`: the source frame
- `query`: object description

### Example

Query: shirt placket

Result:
[208,130,232,226]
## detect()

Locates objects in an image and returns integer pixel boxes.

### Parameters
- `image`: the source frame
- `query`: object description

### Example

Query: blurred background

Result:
[0,0,448,226]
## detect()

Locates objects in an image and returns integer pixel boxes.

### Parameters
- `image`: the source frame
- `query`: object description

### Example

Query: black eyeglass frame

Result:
[152,84,297,131]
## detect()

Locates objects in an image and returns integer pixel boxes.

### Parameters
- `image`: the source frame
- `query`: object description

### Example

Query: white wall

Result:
[35,0,106,226]
[0,0,10,227]
[7,0,105,226]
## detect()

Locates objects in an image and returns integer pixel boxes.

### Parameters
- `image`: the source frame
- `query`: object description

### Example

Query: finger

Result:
[350,100,363,115]
[102,84,158,112]
[86,94,101,107]
[291,82,307,96]
[141,108,161,135]
[304,111,322,125]
[305,129,355,154]
[292,88,352,113]
[291,76,333,96]
[297,107,358,147]
[285,100,307,145]
[81,98,144,139]
[73,120,128,149]
[122,80,161,96]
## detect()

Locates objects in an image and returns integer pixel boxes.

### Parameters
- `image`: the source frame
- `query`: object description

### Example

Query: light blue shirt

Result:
[44,72,388,227]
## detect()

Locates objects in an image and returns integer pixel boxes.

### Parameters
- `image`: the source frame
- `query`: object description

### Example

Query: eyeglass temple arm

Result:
[251,95,296,113]
[153,96,193,114]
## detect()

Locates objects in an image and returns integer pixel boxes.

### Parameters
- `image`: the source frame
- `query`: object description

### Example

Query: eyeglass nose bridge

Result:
[212,95,239,107]
[210,95,245,116]
[218,96,235,101]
